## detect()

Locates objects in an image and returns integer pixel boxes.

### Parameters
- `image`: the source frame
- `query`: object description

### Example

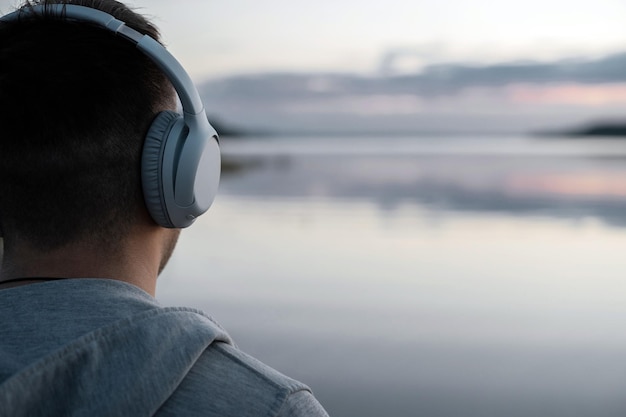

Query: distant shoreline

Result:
[537,122,626,138]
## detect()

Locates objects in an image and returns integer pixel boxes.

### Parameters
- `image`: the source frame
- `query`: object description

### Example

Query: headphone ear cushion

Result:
[141,110,181,228]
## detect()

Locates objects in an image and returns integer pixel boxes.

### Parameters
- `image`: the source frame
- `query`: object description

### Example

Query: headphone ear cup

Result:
[141,110,181,228]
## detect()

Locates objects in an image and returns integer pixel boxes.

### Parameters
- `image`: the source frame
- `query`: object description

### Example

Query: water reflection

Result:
[159,136,626,417]
[221,140,626,228]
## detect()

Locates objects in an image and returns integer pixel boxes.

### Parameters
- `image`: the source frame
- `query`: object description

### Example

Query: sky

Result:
[129,0,626,81]
[3,0,626,132]
[3,0,624,80]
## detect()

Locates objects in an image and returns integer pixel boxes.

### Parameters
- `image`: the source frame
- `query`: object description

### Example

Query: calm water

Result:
[159,134,626,417]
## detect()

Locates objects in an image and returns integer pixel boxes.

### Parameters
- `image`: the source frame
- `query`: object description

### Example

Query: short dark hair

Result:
[0,0,175,251]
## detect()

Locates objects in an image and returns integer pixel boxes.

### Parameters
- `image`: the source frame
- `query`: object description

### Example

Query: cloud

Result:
[411,52,626,93]
[199,51,626,134]
[202,51,626,100]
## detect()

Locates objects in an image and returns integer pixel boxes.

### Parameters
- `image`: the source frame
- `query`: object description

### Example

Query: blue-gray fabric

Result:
[0,279,329,417]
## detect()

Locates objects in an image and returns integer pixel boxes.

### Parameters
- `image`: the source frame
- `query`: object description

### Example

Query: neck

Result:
[0,225,177,296]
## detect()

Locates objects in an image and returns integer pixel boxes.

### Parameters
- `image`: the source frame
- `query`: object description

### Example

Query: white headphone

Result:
[0,4,221,228]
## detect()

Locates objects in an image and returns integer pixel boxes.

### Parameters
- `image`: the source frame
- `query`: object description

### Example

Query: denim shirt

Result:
[0,279,328,417]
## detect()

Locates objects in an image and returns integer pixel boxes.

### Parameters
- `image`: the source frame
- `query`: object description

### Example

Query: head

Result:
[0,1,178,261]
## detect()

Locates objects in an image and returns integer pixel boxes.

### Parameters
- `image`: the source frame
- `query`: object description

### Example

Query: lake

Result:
[158,134,626,417]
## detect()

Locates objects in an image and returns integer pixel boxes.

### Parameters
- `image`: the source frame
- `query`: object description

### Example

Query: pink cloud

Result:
[506,83,626,106]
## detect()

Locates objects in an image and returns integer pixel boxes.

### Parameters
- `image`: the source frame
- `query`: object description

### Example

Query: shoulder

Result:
[156,342,329,417]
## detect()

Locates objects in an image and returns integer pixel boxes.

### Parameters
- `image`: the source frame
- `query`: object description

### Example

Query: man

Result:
[0,1,329,416]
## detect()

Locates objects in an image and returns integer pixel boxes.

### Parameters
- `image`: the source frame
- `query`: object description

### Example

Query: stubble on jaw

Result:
[159,228,181,275]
